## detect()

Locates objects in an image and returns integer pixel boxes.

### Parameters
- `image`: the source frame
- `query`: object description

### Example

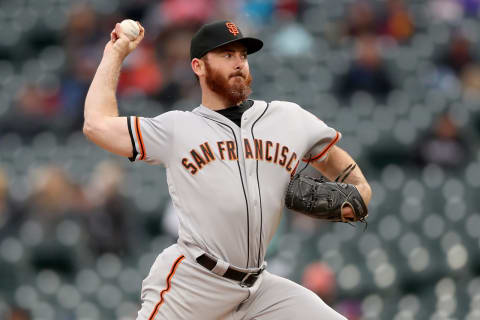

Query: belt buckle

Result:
[240,273,258,287]
[240,266,265,288]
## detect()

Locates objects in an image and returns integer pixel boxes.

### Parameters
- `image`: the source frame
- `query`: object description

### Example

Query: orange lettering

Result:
[182,158,198,175]
[200,142,215,163]
[217,141,226,160]
[244,139,254,159]
[191,150,207,169]
[265,141,273,162]
[254,139,263,160]
[226,141,237,160]
[279,146,289,166]
[286,152,297,172]
[273,143,280,164]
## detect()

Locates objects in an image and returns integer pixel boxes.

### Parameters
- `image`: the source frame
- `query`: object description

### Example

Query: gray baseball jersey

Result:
[128,99,344,319]
[128,100,339,268]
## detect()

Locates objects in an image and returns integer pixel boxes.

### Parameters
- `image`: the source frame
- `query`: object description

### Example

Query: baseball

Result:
[119,19,140,41]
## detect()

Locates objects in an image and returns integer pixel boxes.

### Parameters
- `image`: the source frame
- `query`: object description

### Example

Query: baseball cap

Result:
[190,20,263,60]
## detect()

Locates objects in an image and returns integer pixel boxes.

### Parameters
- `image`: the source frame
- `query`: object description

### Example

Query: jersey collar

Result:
[193,100,267,128]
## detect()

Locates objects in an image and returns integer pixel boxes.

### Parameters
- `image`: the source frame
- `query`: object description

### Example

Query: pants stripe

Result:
[148,255,185,320]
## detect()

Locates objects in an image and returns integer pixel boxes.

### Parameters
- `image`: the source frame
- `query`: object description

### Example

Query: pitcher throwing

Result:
[83,20,372,320]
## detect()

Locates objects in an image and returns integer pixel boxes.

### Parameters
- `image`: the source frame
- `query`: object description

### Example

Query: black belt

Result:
[196,254,264,287]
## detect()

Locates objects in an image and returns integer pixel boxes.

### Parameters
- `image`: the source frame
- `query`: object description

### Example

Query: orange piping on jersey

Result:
[148,255,185,320]
[135,116,146,160]
[303,131,340,163]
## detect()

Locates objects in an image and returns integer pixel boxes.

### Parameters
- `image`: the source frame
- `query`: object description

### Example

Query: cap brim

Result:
[198,37,263,59]
[237,37,264,55]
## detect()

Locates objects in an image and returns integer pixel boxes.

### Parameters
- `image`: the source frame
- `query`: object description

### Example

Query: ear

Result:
[191,58,205,78]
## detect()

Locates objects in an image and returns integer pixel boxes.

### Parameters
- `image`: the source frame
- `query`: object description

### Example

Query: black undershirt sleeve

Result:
[127,116,138,162]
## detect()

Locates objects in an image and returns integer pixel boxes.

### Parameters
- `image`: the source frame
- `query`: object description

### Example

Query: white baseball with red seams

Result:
[120,19,140,41]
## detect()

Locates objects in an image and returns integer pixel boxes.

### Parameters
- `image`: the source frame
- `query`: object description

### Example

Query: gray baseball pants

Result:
[136,244,347,320]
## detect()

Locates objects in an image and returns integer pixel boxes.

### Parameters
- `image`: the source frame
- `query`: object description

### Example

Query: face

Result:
[200,42,253,106]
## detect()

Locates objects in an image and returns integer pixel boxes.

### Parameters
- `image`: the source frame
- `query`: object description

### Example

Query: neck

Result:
[201,90,232,111]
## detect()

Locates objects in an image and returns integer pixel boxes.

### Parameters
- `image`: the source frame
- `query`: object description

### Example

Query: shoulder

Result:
[264,100,307,117]
[267,100,328,123]
[268,100,303,110]
[152,110,190,121]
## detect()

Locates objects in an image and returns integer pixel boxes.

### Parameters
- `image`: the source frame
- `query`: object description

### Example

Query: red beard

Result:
[204,61,252,106]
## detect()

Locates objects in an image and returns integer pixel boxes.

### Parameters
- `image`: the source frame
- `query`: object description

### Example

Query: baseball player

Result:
[84,20,372,320]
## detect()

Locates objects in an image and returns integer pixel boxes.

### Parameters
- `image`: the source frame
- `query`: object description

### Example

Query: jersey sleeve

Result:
[299,107,341,163]
[127,111,177,166]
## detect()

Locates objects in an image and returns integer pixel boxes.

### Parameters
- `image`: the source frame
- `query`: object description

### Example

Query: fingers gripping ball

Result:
[120,19,140,41]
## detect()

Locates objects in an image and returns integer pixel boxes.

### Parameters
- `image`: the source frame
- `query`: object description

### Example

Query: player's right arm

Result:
[83,22,145,158]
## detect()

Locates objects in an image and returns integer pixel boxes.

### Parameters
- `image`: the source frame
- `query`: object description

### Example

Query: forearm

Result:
[82,21,144,158]
[312,146,372,205]
[84,51,123,122]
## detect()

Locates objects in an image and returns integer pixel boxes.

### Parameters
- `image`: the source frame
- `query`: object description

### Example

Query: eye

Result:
[225,53,232,58]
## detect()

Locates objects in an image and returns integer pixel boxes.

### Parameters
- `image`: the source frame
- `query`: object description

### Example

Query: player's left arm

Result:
[310,145,372,206]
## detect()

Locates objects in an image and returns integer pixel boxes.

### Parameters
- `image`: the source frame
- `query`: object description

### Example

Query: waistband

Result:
[177,239,266,274]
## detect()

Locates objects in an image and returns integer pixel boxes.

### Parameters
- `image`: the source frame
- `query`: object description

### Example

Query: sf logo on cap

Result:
[226,22,239,36]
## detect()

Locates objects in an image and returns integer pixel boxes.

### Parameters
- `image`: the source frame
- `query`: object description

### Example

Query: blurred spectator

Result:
[379,0,414,42]
[6,307,30,320]
[29,166,76,217]
[0,169,24,236]
[153,25,199,106]
[335,300,362,320]
[64,3,100,50]
[271,19,314,57]
[428,0,464,22]
[275,0,300,19]
[437,32,475,75]
[302,261,336,305]
[341,0,413,43]
[460,0,480,17]
[118,43,163,97]
[59,3,107,130]
[8,80,63,137]
[158,0,213,26]
[461,64,480,98]
[343,1,377,38]
[26,166,79,274]
[0,169,8,227]
[242,0,276,25]
[83,160,132,256]
[413,113,471,169]
[302,260,362,319]
[16,83,60,117]
[337,35,394,101]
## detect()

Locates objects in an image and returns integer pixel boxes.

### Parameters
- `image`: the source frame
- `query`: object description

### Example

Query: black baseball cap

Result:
[190,20,263,60]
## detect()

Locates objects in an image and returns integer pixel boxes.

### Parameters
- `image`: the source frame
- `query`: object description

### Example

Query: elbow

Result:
[83,119,97,140]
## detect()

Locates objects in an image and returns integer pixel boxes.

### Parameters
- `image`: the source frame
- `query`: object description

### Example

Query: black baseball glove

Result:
[285,164,368,223]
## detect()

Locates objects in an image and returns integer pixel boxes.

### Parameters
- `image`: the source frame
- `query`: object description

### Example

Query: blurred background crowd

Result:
[1,0,480,319]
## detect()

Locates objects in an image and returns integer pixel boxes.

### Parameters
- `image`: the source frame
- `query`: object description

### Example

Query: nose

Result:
[233,54,245,70]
